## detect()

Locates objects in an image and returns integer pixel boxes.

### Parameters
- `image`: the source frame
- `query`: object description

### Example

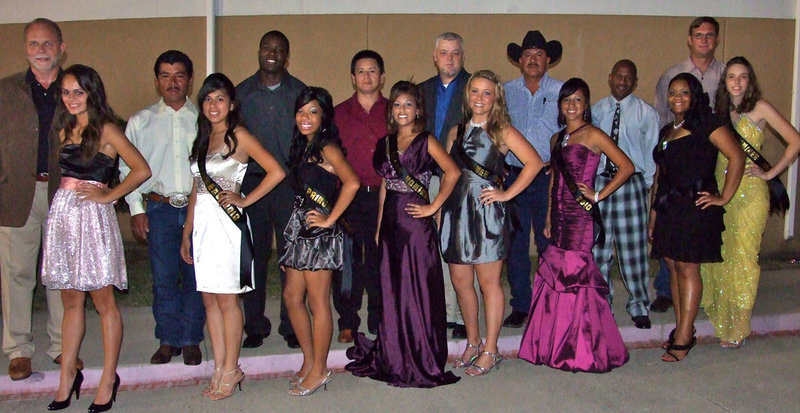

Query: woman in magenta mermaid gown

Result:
[518,78,633,373]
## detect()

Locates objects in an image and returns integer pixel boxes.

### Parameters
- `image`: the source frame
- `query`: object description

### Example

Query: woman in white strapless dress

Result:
[180,73,285,401]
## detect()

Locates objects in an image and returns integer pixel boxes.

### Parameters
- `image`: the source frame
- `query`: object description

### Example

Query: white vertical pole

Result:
[205,0,216,76]
[785,0,800,239]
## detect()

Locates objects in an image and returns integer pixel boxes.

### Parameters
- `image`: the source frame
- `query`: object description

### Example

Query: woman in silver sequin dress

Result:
[41,65,151,411]
[180,73,285,400]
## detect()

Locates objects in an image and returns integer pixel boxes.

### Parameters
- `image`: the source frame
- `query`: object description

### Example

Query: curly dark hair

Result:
[386,80,427,135]
[287,86,343,172]
[668,72,712,134]
[54,64,117,159]
[190,73,240,162]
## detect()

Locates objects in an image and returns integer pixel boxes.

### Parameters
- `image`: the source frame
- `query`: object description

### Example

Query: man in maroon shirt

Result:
[333,50,387,343]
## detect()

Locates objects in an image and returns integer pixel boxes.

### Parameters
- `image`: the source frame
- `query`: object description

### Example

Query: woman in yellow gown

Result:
[702,56,800,348]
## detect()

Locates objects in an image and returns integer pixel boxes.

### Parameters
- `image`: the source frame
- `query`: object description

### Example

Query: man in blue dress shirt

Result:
[502,30,564,328]
[591,59,659,329]
[419,32,471,339]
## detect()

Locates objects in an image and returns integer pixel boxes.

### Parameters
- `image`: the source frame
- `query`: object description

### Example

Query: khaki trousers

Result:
[0,182,63,360]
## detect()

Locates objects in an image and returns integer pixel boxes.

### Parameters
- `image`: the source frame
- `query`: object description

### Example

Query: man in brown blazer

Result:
[0,18,73,380]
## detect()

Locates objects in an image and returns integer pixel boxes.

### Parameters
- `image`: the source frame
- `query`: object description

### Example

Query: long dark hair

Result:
[190,73,240,162]
[557,77,592,127]
[668,72,711,134]
[287,86,343,171]
[715,56,762,116]
[54,64,117,159]
[386,80,426,135]
[386,80,428,134]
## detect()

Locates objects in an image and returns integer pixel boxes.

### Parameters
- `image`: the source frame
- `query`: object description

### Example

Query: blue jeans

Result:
[505,168,550,313]
[147,201,205,346]
[653,258,672,298]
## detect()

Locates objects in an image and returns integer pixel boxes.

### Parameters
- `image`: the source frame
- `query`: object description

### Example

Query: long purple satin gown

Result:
[518,143,629,373]
[345,133,459,387]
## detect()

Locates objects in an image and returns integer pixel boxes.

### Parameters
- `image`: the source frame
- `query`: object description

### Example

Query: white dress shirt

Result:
[653,57,725,126]
[592,94,660,187]
[119,97,198,215]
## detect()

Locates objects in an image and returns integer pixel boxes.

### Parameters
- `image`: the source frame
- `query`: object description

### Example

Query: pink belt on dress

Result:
[59,177,107,190]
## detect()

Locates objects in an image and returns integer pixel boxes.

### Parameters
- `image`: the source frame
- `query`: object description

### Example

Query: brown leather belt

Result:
[36,173,49,182]
[147,192,171,203]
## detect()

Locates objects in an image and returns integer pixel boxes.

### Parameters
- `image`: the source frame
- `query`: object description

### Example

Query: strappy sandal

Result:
[662,336,697,362]
[465,351,502,376]
[661,326,697,349]
[201,367,222,397]
[288,371,332,396]
[453,342,482,368]
[209,367,244,400]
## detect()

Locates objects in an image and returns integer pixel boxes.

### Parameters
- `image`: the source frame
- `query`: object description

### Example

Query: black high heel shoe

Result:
[87,373,120,413]
[48,369,84,410]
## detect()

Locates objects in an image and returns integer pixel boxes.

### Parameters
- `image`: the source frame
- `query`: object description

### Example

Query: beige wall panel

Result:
[0,24,27,77]
[0,18,206,119]
[1,14,798,253]
[217,15,368,103]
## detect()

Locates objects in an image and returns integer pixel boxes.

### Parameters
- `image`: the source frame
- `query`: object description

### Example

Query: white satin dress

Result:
[191,152,254,294]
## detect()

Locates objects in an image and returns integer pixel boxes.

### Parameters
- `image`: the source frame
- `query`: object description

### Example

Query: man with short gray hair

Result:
[0,17,69,380]
[420,32,471,339]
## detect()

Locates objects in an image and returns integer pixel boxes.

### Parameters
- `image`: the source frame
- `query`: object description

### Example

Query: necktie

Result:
[604,103,620,174]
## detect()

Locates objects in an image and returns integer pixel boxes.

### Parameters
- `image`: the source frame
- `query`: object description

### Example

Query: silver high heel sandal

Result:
[453,342,483,368]
[465,351,502,376]
[288,371,332,396]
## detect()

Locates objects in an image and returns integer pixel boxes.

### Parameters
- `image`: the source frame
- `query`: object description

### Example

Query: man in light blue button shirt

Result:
[502,30,564,328]
[591,59,658,329]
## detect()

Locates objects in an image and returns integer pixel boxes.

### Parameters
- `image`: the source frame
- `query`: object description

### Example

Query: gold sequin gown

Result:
[701,115,769,343]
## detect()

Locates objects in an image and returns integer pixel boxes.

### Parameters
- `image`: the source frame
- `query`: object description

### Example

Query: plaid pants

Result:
[592,173,651,317]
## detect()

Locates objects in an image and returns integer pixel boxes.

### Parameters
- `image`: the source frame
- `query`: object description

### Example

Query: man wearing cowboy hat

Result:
[502,30,564,328]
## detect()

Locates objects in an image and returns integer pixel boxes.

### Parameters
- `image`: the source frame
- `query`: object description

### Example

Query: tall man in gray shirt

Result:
[236,30,306,349]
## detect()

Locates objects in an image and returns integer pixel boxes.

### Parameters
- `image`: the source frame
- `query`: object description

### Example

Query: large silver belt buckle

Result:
[167,193,189,208]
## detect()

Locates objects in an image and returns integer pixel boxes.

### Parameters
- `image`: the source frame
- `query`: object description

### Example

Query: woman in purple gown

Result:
[518,78,634,373]
[346,81,461,387]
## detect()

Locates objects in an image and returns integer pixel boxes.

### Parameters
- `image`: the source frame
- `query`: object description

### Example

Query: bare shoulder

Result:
[233,126,255,141]
[101,121,124,137]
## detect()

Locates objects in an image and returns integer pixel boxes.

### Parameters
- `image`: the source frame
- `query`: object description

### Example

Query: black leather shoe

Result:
[650,296,673,313]
[150,345,181,364]
[502,311,528,328]
[241,334,264,349]
[632,315,652,329]
[182,345,202,365]
[452,324,467,339]
[284,333,300,349]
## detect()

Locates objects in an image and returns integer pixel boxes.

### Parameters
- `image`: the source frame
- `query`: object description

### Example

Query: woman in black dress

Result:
[281,87,360,395]
[648,73,744,362]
